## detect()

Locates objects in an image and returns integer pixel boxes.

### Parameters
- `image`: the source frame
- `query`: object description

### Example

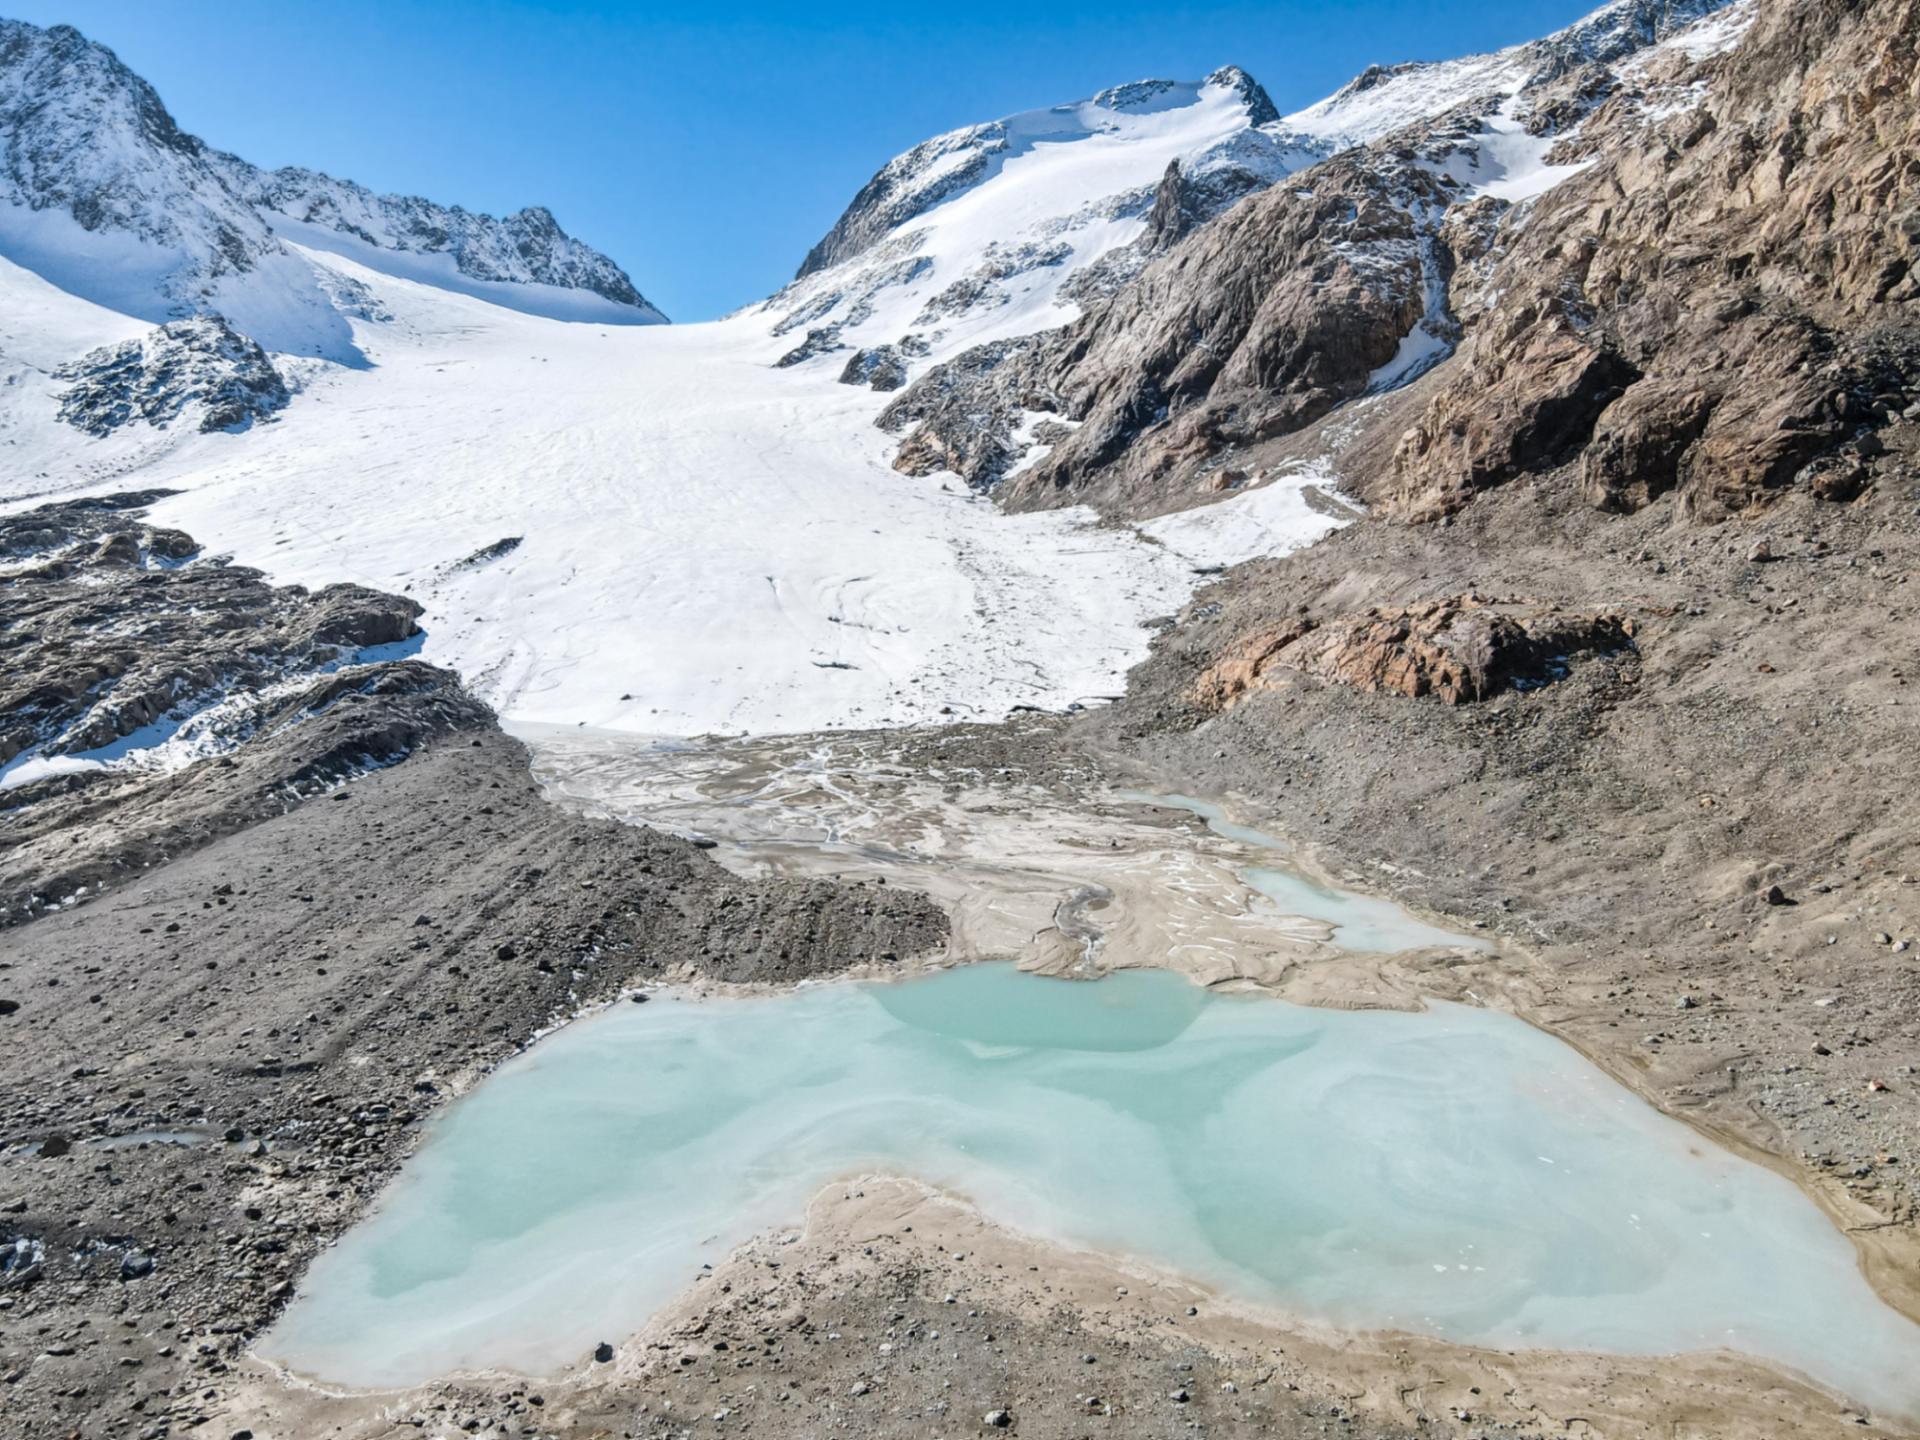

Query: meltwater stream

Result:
[264,963,1920,1414]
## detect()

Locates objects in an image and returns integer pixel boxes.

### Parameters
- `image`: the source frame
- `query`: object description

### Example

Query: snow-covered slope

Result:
[12,248,1303,734]
[0,0,1747,745]
[0,17,664,354]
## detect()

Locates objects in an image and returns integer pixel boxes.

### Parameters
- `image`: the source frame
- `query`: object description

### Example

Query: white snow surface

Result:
[1615,0,1758,95]
[1426,98,1595,206]
[0,248,1346,736]
[1656,0,1757,60]
[1284,51,1533,149]
[1142,465,1352,571]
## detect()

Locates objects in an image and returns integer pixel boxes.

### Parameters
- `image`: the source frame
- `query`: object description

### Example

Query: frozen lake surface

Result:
[265,964,1920,1415]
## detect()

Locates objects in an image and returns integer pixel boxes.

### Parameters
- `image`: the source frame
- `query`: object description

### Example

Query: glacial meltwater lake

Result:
[264,963,1920,1415]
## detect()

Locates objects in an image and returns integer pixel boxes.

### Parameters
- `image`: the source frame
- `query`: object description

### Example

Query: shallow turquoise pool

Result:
[264,964,1920,1418]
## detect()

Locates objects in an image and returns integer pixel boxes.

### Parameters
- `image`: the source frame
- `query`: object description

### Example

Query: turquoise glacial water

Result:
[1121,790,1492,953]
[263,964,1920,1415]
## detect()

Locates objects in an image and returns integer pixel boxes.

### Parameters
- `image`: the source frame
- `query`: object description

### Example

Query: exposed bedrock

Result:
[878,336,1051,485]
[1388,0,1919,519]
[54,314,290,436]
[1189,594,1635,710]
[880,154,1449,504]
[1005,155,1448,512]
[879,0,1915,530]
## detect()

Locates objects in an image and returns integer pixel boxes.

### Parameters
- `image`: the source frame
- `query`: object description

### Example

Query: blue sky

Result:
[17,1,1596,319]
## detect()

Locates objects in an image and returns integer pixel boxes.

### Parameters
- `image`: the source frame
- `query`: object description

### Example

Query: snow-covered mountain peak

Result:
[760,0,1740,400]
[1203,66,1281,126]
[0,16,663,356]
[763,66,1313,384]
[0,19,276,272]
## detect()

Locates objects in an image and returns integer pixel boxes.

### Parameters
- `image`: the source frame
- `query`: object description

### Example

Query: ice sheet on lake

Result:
[264,965,1920,1420]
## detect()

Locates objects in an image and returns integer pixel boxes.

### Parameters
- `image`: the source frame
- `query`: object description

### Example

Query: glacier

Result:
[0,0,1747,740]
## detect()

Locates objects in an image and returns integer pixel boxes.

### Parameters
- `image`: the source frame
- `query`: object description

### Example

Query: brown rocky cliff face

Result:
[882,0,1915,530]
[874,153,1449,506]
[999,154,1447,513]
[1390,0,1919,519]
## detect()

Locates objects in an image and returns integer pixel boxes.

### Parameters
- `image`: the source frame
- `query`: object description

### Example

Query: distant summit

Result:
[764,66,1316,391]
[1204,66,1280,126]
[0,16,665,348]
[764,0,1740,408]
[792,67,1293,284]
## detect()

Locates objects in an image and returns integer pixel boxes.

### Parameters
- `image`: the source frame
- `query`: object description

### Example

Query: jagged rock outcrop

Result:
[774,327,848,368]
[881,153,1450,500]
[1206,65,1282,127]
[1143,141,1300,257]
[0,492,480,921]
[53,316,289,436]
[1001,154,1452,510]
[878,338,1050,484]
[1143,161,1205,252]
[839,344,911,391]
[1388,306,1636,514]
[1,492,427,772]
[1187,617,1318,710]
[1388,0,1919,519]
[1189,594,1634,708]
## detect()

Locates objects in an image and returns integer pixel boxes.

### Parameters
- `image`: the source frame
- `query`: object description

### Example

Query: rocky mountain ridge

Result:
[875,0,1782,504]
[764,0,1733,406]
[0,16,665,343]
[208,157,660,315]
[1286,0,1728,147]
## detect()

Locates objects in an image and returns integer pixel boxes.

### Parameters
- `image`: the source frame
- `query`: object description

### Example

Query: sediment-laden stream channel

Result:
[261,727,1920,1421]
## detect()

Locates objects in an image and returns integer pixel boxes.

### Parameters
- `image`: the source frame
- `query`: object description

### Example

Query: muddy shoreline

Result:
[223,1172,1897,1440]
[0,725,945,1440]
[6,707,1917,1440]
